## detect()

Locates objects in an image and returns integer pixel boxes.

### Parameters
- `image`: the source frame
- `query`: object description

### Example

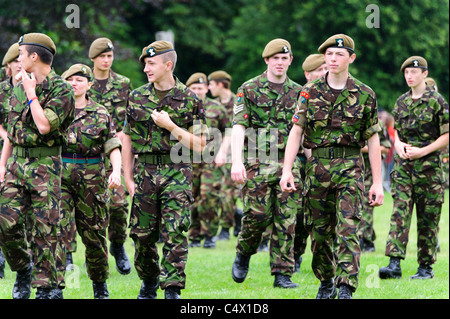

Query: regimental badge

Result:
[237,92,244,103]
[336,38,344,47]
[81,66,87,74]
[147,47,156,57]
[198,77,204,83]
[412,60,419,67]
[107,42,114,50]
[292,114,299,123]
[282,46,289,53]
[18,36,24,44]
[300,91,309,104]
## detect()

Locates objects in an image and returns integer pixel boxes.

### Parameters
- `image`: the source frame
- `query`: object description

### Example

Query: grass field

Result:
[0,190,448,300]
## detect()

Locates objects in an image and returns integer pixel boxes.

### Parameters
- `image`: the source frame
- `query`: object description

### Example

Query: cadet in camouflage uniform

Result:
[122,41,206,299]
[59,64,122,299]
[208,70,243,239]
[358,119,391,252]
[379,56,449,280]
[186,72,228,249]
[293,54,328,272]
[0,42,21,280]
[0,33,74,299]
[86,38,132,275]
[231,39,302,289]
[281,34,384,299]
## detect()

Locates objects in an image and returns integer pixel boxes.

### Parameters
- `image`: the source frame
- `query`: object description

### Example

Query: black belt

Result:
[138,153,173,165]
[311,146,361,159]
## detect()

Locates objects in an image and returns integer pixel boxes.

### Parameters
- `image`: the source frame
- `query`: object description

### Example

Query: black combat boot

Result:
[109,242,131,275]
[379,257,402,279]
[273,274,299,288]
[315,279,337,299]
[0,248,5,279]
[12,262,33,299]
[338,284,353,299]
[137,278,159,299]
[189,239,201,247]
[234,209,243,236]
[203,236,216,248]
[93,281,109,299]
[65,252,74,271]
[294,255,303,273]
[218,227,230,241]
[410,264,434,279]
[231,252,251,283]
[35,287,64,299]
[165,286,181,299]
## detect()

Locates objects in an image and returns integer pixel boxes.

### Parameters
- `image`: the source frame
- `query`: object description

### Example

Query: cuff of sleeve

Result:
[363,123,382,140]
[440,124,449,135]
[105,137,122,155]
[43,109,60,132]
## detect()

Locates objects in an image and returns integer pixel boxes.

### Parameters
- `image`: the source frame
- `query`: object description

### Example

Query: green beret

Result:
[2,43,20,66]
[400,56,427,73]
[18,33,56,55]
[89,37,114,59]
[139,41,174,64]
[302,54,325,72]
[186,72,208,87]
[318,34,354,54]
[262,38,291,59]
[208,70,232,82]
[62,64,92,81]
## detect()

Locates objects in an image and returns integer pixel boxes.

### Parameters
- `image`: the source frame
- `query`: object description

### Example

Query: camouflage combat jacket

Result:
[88,70,131,132]
[393,86,449,149]
[7,69,74,148]
[294,73,380,149]
[232,71,302,156]
[0,67,7,83]
[64,98,121,157]
[124,76,205,155]
[0,78,13,148]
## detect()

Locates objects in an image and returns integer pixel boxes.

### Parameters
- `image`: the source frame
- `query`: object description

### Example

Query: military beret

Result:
[208,70,232,82]
[425,77,437,91]
[89,38,114,59]
[18,33,56,55]
[186,72,208,87]
[139,40,175,64]
[262,38,291,59]
[2,43,20,66]
[318,34,354,54]
[302,54,325,72]
[400,56,427,73]
[62,63,92,81]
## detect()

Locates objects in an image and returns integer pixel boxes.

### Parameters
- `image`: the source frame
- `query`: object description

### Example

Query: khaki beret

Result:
[208,70,232,82]
[18,32,56,55]
[2,43,20,66]
[318,34,354,54]
[139,40,175,64]
[302,54,325,72]
[262,38,291,59]
[425,77,438,91]
[186,72,208,87]
[400,56,427,73]
[62,64,92,80]
[89,37,114,59]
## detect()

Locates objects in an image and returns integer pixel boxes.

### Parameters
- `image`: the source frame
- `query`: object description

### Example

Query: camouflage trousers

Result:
[294,155,309,261]
[358,157,376,242]
[130,161,193,289]
[189,163,224,240]
[237,159,301,276]
[106,166,129,244]
[0,154,62,288]
[58,161,110,282]
[219,164,241,229]
[303,154,364,291]
[385,154,444,265]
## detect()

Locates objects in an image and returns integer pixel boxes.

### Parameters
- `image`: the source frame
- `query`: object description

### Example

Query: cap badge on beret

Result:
[81,66,87,74]
[282,46,289,53]
[198,77,204,83]
[107,42,114,50]
[18,36,24,44]
[336,38,344,47]
[412,60,419,67]
[147,47,156,57]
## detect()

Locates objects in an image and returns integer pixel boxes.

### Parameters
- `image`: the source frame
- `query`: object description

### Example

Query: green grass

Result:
[1,190,448,299]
